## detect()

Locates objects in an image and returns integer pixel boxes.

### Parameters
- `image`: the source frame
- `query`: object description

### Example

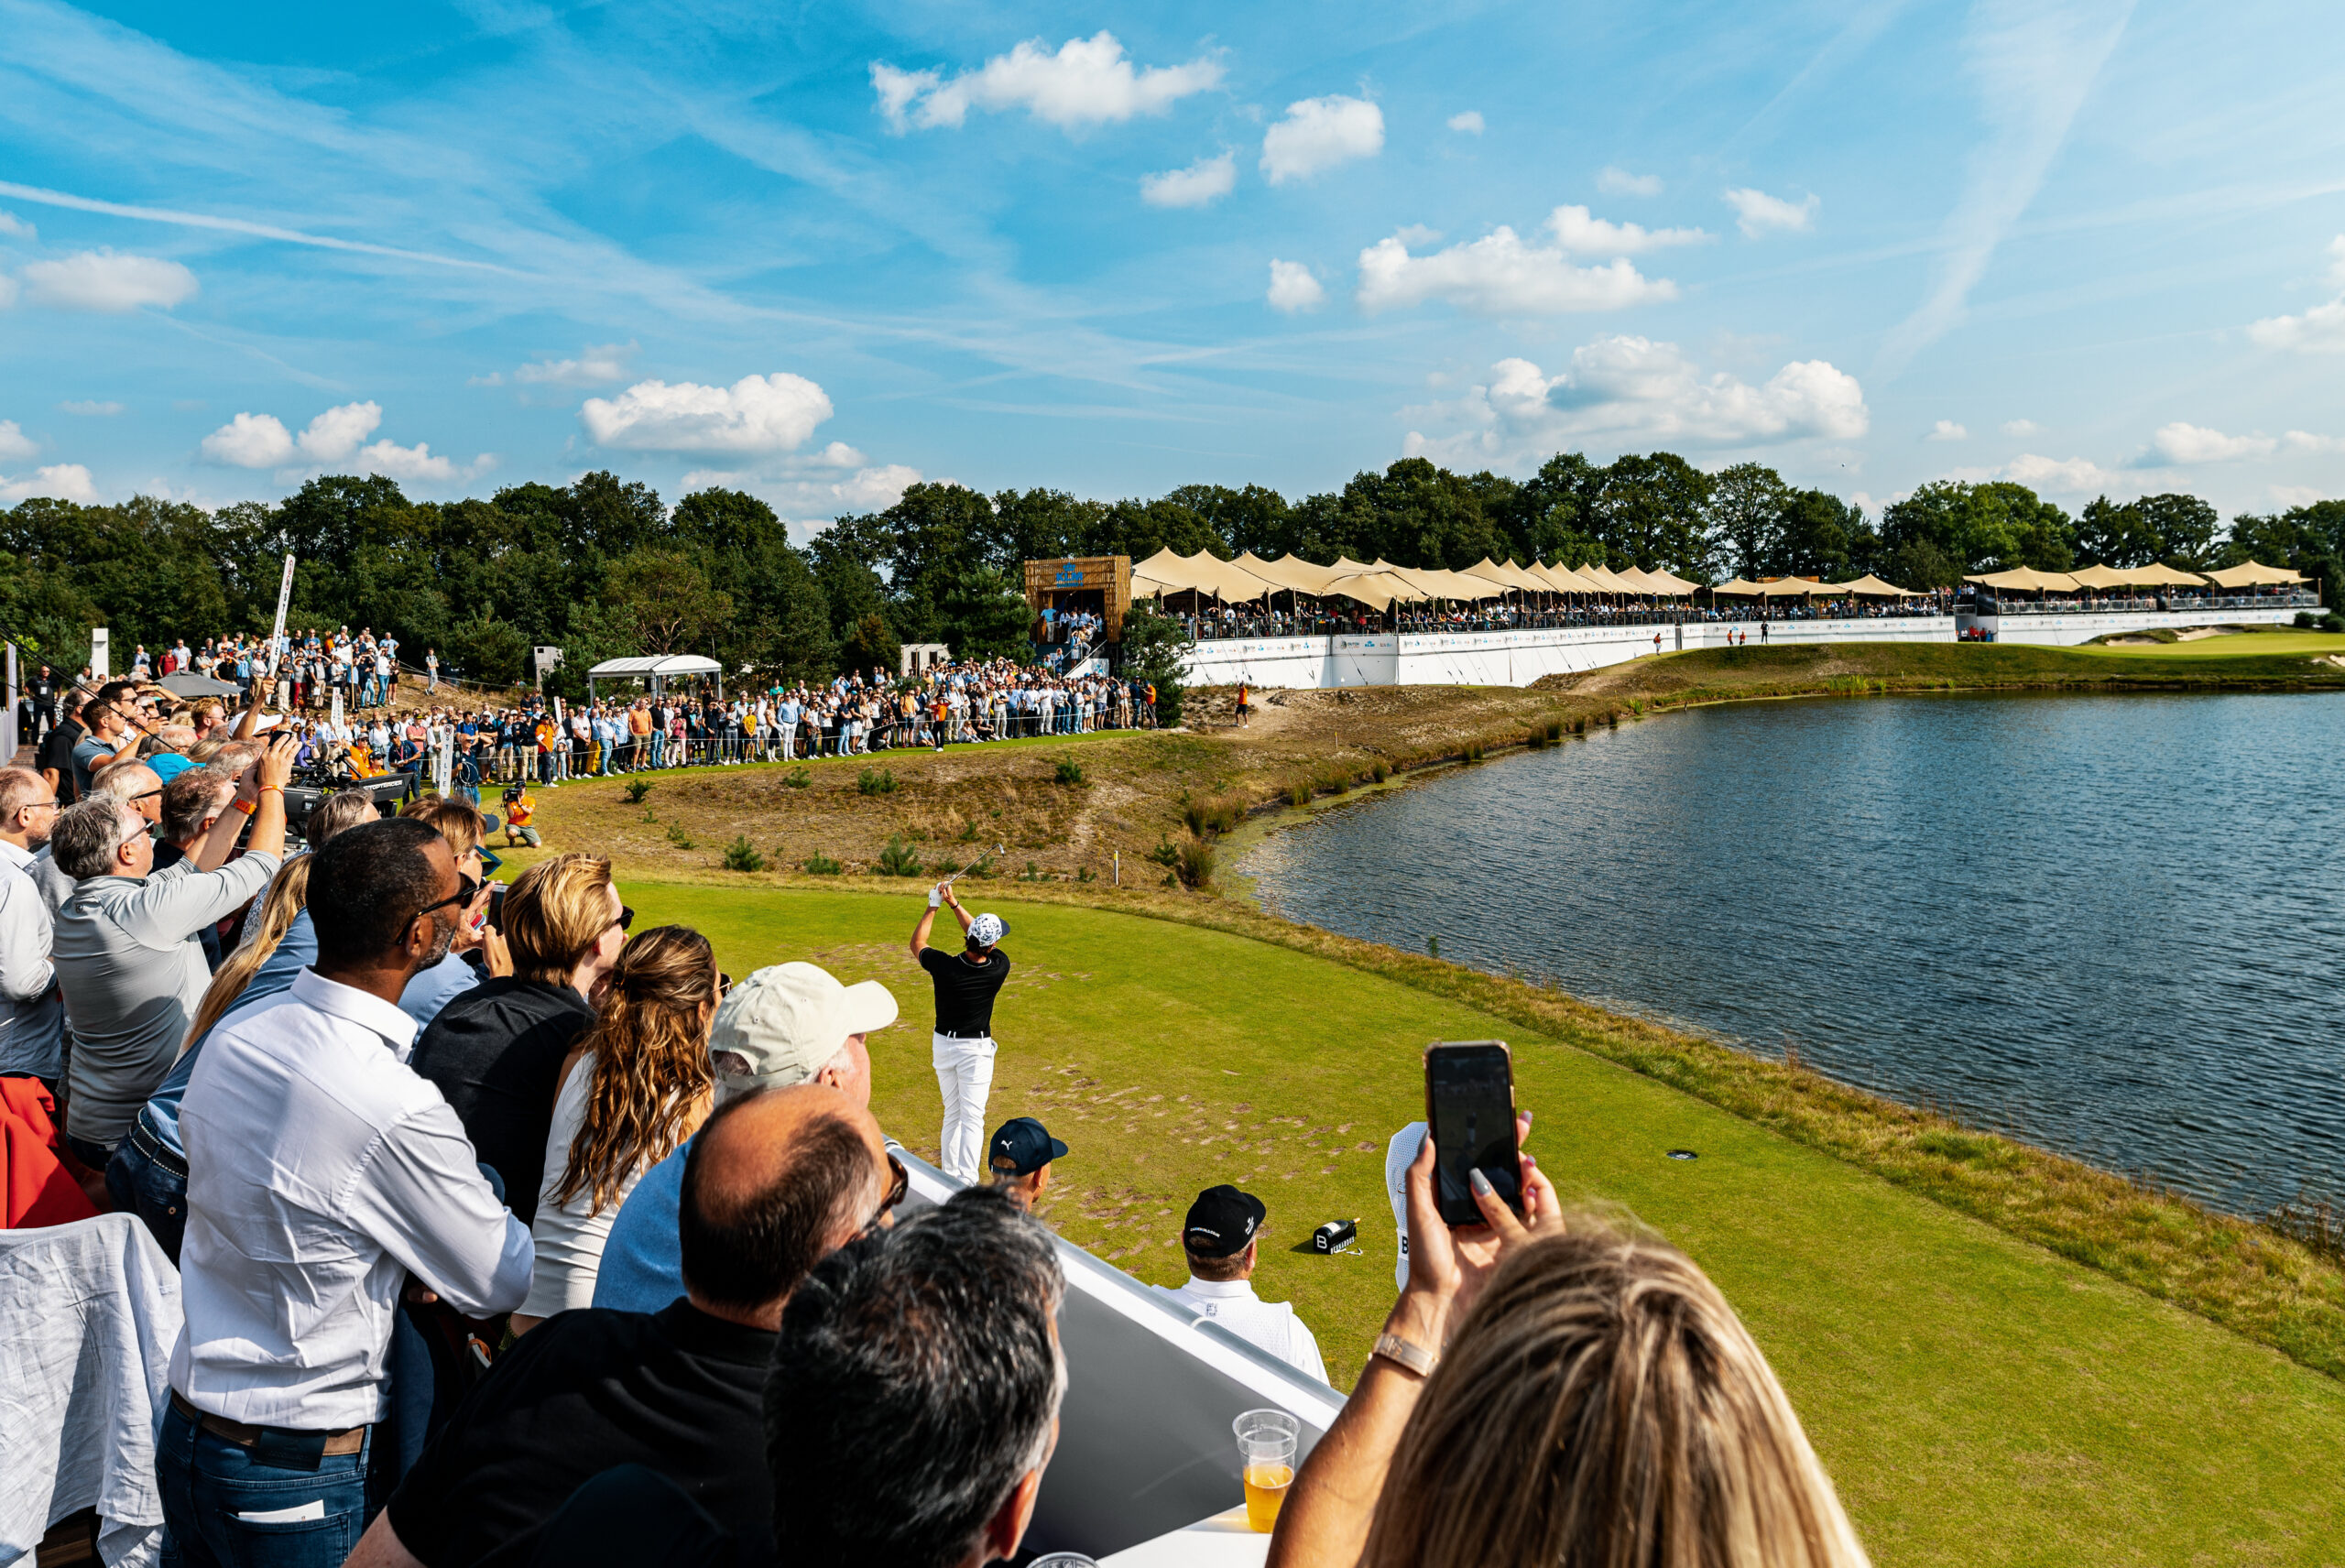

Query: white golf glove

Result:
[929,887,943,909]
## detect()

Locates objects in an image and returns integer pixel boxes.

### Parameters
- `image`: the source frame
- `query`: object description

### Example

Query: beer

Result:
[1242,1462,1293,1532]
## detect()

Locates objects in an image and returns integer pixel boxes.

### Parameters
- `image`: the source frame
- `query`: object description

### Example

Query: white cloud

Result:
[0,464,98,504]
[0,212,34,239]
[806,441,868,468]
[1402,336,1868,465]
[2001,453,2117,493]
[828,464,923,510]
[18,249,198,311]
[514,342,637,387]
[2150,422,2275,464]
[2271,485,2327,507]
[0,421,36,461]
[2001,419,2041,436]
[581,373,833,454]
[1357,226,1677,316]
[2283,430,2340,453]
[0,275,16,310]
[59,399,122,416]
[872,33,1221,134]
[1260,95,1383,184]
[1926,419,1969,441]
[1140,151,1235,209]
[1598,167,1663,198]
[1722,188,1819,237]
[2248,245,2345,357]
[1546,204,1709,256]
[1266,259,1325,313]
[200,401,382,467]
[355,441,493,484]
[467,372,504,387]
[1446,111,1484,135]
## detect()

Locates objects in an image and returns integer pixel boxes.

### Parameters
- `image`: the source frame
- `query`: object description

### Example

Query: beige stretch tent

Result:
[1230,550,1410,612]
[1965,567,2083,593]
[1757,575,1844,597]
[1532,561,1600,593]
[1837,573,1926,597]
[2069,562,2209,589]
[2203,560,2308,588]
[1641,568,1700,595]
[1708,577,1768,597]
[1130,548,1273,604]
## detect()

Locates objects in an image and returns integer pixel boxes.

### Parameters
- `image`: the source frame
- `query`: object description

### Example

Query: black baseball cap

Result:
[988,1116,1068,1177]
[1182,1184,1267,1258]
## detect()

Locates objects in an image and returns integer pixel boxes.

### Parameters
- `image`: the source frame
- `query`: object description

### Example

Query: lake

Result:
[1239,691,2345,1219]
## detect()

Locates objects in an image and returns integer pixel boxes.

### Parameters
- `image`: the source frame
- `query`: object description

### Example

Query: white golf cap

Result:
[968,912,1009,948]
[709,962,900,1094]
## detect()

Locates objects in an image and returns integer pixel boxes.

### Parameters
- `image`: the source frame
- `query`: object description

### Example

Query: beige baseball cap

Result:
[708,962,900,1094]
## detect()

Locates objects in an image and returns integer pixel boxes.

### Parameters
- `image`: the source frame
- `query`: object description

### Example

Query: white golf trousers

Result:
[933,1032,998,1183]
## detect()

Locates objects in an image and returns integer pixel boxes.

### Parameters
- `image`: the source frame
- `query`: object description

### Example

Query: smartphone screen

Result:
[485,883,507,932]
[1425,1041,1521,1225]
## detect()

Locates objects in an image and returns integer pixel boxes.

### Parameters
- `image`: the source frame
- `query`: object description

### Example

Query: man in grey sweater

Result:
[49,734,296,1168]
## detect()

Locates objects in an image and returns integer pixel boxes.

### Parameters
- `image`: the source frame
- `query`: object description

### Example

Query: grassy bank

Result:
[613,881,2345,1563]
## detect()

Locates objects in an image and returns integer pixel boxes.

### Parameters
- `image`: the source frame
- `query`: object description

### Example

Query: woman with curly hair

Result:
[510,924,718,1333]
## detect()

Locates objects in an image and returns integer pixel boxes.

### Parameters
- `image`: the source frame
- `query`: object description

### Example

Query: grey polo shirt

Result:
[54,850,279,1149]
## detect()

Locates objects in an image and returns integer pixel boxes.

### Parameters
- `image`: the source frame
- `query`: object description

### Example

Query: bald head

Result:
[679,1085,889,1329]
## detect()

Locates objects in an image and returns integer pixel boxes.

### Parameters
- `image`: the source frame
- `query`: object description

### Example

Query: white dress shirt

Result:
[171,968,533,1430]
[0,840,63,1081]
[1151,1276,1328,1384]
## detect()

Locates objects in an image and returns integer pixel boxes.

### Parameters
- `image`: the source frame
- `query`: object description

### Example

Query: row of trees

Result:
[0,455,2334,688]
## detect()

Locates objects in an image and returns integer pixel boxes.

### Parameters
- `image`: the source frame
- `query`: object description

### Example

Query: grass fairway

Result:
[620,879,2344,1566]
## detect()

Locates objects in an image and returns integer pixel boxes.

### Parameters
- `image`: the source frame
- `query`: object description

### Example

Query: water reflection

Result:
[1241,691,2345,1217]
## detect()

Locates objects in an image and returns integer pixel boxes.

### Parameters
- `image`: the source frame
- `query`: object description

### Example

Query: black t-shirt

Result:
[37,720,84,803]
[387,1301,776,1568]
[919,946,1010,1038]
[410,977,595,1225]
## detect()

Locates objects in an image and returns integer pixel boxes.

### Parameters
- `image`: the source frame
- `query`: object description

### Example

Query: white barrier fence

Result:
[1181,617,1959,690]
[1958,605,2302,646]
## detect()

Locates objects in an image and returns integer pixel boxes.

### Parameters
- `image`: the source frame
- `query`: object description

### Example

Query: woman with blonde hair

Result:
[508,923,718,1333]
[1269,1127,1868,1568]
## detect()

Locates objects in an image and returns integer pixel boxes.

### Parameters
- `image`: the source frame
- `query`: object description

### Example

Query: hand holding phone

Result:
[1424,1041,1523,1226]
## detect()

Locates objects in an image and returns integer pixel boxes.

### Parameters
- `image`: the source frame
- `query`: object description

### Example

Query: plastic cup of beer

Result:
[1233,1409,1301,1533]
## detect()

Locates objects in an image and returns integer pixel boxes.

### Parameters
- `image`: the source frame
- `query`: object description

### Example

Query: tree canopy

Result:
[0,454,2329,686]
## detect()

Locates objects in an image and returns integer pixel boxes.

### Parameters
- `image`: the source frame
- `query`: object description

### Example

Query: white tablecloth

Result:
[1097,1506,1271,1568]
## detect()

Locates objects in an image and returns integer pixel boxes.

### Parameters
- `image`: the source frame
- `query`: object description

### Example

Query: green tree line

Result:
[1,454,2334,687]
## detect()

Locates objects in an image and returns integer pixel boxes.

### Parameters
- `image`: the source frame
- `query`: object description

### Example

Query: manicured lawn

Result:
[2065,629,2345,659]
[622,880,2345,1566]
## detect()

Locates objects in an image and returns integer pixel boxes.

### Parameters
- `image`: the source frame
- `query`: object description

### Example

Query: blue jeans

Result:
[158,1402,377,1568]
[106,1118,190,1266]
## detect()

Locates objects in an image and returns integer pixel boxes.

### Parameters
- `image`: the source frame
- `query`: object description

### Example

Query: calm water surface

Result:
[1241,691,2345,1217]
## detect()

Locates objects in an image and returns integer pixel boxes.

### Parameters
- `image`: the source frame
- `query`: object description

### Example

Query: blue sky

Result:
[2,0,2341,532]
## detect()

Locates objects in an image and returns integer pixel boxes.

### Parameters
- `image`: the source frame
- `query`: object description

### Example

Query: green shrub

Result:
[1463,742,1485,762]
[1020,860,1042,882]
[1370,760,1390,783]
[1544,720,1564,741]
[2296,611,2318,628]
[957,820,980,842]
[781,767,812,789]
[877,833,922,877]
[802,853,842,876]
[1526,730,1550,749]
[967,851,998,878]
[1285,779,1311,807]
[1147,835,1181,867]
[930,857,963,877]
[1175,838,1215,889]
[666,823,693,849]
[857,767,898,797]
[723,836,766,873]
[622,778,652,803]
[1076,866,1096,883]
[1323,771,1350,794]
[1053,758,1085,785]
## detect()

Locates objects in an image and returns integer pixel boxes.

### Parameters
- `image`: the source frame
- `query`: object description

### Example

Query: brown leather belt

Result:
[170,1390,367,1456]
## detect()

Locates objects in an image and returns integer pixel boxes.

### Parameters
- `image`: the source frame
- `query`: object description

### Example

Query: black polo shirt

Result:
[386,1301,776,1568]
[919,945,1010,1038]
[410,977,595,1225]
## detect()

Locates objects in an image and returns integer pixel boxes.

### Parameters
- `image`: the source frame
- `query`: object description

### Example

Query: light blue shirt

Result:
[592,1137,691,1314]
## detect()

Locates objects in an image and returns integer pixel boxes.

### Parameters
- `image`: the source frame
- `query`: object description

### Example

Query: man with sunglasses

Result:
[351,1084,891,1568]
[166,817,533,1568]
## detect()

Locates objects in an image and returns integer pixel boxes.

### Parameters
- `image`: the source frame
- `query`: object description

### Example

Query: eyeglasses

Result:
[412,873,483,926]
[608,905,635,935]
[858,1152,910,1239]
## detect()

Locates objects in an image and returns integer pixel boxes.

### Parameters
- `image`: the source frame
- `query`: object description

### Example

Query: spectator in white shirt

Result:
[1151,1184,1328,1383]
[0,768,64,1086]
[161,815,532,1568]
[1386,1121,1428,1293]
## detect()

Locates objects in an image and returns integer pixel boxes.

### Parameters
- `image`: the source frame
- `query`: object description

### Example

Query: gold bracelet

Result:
[1370,1331,1438,1377]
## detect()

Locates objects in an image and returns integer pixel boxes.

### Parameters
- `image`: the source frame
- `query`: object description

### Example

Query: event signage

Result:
[267,555,296,673]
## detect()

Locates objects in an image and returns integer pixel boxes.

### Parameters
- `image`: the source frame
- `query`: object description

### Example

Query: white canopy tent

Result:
[587,653,725,701]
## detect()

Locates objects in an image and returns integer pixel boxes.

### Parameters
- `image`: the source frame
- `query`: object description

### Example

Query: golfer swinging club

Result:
[910,878,1013,1182]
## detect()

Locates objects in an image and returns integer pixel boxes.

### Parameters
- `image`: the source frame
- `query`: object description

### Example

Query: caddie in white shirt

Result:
[162,817,531,1568]
[1151,1184,1328,1384]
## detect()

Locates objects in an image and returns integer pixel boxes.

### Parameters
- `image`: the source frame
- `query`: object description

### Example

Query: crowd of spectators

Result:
[1,672,1866,1568]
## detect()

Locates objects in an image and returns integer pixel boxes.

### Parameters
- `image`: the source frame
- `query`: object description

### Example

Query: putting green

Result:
[2065,628,2345,659]
[622,880,2345,1565]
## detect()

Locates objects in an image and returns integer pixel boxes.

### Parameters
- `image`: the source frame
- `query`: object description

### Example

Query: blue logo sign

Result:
[1053,562,1086,586]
